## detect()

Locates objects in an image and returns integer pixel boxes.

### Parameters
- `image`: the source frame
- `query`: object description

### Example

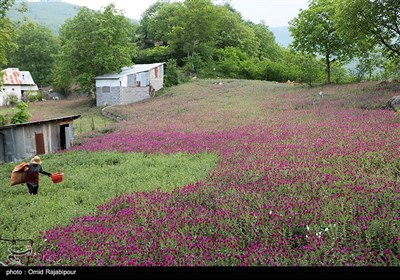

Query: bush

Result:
[165,58,180,87]
[0,114,11,126]
[10,102,31,124]
[26,91,43,102]
[260,60,288,82]
[6,94,18,106]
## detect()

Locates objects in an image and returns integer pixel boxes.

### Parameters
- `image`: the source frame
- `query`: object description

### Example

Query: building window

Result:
[102,86,110,93]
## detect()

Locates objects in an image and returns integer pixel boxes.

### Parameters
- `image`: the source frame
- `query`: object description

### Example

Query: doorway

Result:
[60,124,68,150]
[35,133,45,155]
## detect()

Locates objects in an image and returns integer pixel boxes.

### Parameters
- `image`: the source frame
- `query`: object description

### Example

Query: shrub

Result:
[6,94,18,106]
[165,58,180,87]
[26,91,43,102]
[10,101,31,124]
[0,113,10,126]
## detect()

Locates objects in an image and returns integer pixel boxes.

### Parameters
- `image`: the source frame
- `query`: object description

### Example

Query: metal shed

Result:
[0,115,81,163]
[95,62,164,107]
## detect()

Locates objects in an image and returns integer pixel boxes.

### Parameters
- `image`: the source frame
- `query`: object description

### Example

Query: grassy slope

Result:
[103,79,397,133]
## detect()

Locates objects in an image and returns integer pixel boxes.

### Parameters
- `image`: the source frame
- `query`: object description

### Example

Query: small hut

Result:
[0,115,80,163]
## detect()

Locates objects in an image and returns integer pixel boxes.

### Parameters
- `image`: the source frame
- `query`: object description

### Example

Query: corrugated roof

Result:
[0,115,81,130]
[1,68,37,85]
[95,63,164,80]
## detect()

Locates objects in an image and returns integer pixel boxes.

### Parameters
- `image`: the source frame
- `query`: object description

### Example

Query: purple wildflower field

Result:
[33,80,400,266]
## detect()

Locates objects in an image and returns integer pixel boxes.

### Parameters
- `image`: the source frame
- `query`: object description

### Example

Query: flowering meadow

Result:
[31,80,399,266]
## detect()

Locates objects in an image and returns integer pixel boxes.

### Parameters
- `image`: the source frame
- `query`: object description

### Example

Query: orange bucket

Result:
[50,172,64,184]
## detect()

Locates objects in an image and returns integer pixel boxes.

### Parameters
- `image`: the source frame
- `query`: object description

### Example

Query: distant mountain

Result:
[270,26,292,48]
[7,1,81,34]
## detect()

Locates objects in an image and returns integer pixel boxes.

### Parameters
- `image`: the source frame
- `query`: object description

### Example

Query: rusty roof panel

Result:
[2,68,36,85]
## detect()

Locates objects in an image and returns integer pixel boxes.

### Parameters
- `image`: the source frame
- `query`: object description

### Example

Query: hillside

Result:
[7,1,291,46]
[7,1,81,34]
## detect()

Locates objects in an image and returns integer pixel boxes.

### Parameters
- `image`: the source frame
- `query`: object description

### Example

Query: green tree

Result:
[335,0,400,59]
[381,58,400,81]
[53,4,137,93]
[138,0,283,79]
[285,51,324,86]
[352,48,385,81]
[214,47,245,78]
[136,1,179,64]
[170,0,220,73]
[289,0,353,84]
[136,0,292,82]
[248,21,281,61]
[0,0,16,68]
[215,5,259,58]
[0,0,14,18]
[164,58,179,87]
[8,21,60,87]
[137,0,174,49]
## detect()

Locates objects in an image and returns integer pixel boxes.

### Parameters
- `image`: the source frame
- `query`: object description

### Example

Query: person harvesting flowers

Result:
[23,156,52,195]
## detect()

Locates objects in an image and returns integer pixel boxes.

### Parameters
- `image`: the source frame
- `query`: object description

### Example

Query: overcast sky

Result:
[62,0,309,27]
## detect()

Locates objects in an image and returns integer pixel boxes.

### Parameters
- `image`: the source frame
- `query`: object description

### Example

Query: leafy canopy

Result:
[334,0,400,59]
[7,21,60,87]
[289,0,354,84]
[0,0,16,68]
[53,4,137,93]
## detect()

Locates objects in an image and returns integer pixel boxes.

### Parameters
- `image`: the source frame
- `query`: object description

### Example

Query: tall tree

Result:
[138,0,171,49]
[215,5,259,58]
[136,0,292,81]
[0,0,16,67]
[335,0,400,59]
[138,0,222,74]
[8,21,60,87]
[170,0,220,73]
[53,4,137,93]
[136,1,180,64]
[289,0,353,84]
[0,0,13,18]
[248,21,282,61]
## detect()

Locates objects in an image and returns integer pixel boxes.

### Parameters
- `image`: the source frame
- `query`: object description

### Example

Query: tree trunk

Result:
[326,54,331,84]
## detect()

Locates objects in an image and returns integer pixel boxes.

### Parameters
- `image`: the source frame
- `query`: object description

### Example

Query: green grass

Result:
[0,150,218,260]
[74,115,113,135]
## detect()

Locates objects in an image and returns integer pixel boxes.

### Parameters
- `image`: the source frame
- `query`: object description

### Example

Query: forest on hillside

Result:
[7,1,81,34]
[0,0,399,93]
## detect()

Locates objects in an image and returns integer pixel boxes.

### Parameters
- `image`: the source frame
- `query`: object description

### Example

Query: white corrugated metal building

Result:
[95,62,164,107]
[0,68,39,106]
